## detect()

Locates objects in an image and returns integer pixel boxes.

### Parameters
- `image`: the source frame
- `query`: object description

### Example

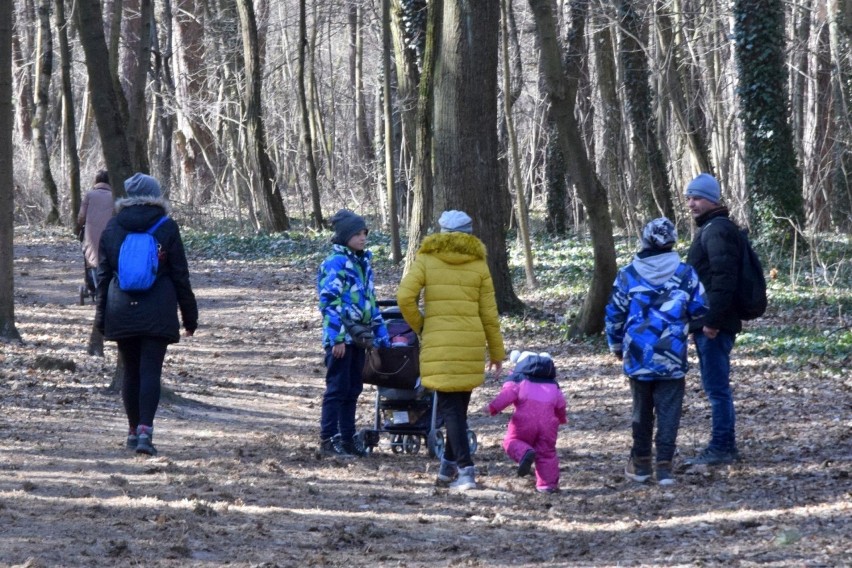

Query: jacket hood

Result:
[417,232,486,265]
[115,197,170,232]
[632,251,682,285]
[93,182,112,191]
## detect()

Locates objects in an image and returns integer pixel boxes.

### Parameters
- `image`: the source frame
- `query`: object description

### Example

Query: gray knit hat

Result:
[124,173,162,198]
[438,210,473,233]
[330,209,368,245]
[685,173,721,204]
[641,217,677,251]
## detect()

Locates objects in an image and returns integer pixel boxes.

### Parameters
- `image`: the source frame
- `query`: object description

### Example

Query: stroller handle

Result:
[377,299,398,307]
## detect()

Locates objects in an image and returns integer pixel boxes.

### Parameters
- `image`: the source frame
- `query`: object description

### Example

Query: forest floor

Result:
[1,226,850,567]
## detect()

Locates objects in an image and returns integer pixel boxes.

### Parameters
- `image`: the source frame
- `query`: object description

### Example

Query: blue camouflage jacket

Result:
[605,251,708,380]
[317,244,390,348]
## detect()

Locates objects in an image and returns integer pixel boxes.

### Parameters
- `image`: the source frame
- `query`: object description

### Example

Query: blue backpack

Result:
[117,216,169,292]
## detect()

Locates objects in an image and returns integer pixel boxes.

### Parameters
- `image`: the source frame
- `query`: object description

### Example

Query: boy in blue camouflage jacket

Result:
[317,210,390,457]
[605,218,708,485]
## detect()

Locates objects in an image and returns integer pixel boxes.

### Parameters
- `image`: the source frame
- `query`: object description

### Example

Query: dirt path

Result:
[1,228,849,567]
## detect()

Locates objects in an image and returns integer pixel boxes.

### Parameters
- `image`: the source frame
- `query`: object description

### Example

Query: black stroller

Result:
[356,301,477,459]
[78,226,97,305]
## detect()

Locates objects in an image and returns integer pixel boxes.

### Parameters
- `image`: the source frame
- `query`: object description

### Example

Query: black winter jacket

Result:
[686,207,742,335]
[95,197,198,343]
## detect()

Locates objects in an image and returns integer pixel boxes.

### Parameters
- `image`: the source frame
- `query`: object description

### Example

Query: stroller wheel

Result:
[391,434,404,454]
[355,430,375,455]
[403,435,421,454]
[78,285,86,306]
[427,430,445,460]
[467,430,478,456]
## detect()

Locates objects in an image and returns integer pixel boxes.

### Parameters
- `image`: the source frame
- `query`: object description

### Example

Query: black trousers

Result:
[437,391,473,468]
[118,337,169,429]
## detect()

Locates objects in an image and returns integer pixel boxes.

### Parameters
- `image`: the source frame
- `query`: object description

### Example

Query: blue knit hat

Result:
[124,173,162,198]
[685,173,721,204]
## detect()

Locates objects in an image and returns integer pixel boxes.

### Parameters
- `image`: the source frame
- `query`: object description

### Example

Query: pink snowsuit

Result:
[487,354,567,491]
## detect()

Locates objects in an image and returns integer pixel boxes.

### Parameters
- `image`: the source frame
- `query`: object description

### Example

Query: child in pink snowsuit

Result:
[485,350,567,493]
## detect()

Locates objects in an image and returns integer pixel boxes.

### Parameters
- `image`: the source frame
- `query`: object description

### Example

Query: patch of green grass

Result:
[738,325,852,366]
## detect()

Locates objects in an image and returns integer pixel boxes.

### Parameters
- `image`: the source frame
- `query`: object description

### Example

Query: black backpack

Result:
[702,218,768,321]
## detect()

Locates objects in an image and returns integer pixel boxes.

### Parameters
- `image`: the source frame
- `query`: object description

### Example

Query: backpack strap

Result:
[146,216,169,235]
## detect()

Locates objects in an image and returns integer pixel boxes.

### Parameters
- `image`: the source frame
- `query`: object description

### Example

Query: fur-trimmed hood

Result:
[115,195,171,215]
[417,232,486,265]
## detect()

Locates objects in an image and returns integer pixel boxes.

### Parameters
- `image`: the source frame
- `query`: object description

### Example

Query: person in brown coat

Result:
[76,170,114,299]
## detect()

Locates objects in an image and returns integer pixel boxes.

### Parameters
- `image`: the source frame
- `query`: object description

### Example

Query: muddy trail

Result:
[1,227,849,567]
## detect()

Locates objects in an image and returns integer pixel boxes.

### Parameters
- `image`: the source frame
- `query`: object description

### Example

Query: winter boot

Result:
[450,466,477,491]
[517,449,536,477]
[320,434,355,458]
[135,425,157,456]
[624,455,652,482]
[656,461,675,486]
[125,427,138,451]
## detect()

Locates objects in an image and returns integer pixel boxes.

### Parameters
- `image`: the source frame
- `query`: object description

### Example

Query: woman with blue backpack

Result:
[95,172,198,456]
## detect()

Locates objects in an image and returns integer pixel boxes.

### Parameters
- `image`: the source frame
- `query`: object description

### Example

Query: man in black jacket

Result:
[684,173,742,465]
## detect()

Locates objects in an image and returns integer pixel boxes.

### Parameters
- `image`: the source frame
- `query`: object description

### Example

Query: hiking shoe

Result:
[450,466,477,491]
[625,455,652,482]
[125,428,138,451]
[518,449,536,477]
[656,461,675,486]
[685,447,740,466]
[436,459,458,485]
[135,425,157,456]
[341,437,367,457]
[320,435,355,458]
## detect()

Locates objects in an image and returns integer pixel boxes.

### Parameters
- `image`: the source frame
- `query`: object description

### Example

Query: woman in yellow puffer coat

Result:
[397,210,505,490]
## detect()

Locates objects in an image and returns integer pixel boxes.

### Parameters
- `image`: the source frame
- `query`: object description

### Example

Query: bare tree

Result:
[0,0,21,340]
[237,0,290,232]
[55,0,81,219]
[33,0,60,224]
[528,0,617,335]
[298,0,323,229]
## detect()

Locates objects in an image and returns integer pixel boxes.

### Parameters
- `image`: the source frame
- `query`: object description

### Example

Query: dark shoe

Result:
[135,425,157,456]
[125,428,138,450]
[320,435,355,458]
[536,486,559,494]
[625,455,652,482]
[341,437,367,457]
[685,447,740,466]
[436,459,458,485]
[656,461,675,486]
[517,449,536,477]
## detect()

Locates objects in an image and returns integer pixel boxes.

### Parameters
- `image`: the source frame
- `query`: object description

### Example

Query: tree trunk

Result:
[56,0,81,221]
[616,0,674,220]
[33,0,61,224]
[0,0,21,340]
[126,0,153,173]
[528,0,617,335]
[734,0,803,233]
[383,0,402,263]
[151,0,175,188]
[431,0,521,312]
[501,0,535,288]
[75,0,134,193]
[404,0,438,273]
[12,6,34,143]
[298,0,323,229]
[237,0,290,232]
[827,0,852,230]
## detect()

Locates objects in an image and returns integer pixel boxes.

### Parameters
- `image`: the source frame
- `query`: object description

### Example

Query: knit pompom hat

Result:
[685,173,721,204]
[329,209,368,245]
[641,217,677,251]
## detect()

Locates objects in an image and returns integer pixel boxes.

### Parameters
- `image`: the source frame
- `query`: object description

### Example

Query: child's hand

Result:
[479,404,492,416]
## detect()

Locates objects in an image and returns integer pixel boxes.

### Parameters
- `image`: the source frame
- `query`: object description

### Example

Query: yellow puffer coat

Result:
[397,232,506,392]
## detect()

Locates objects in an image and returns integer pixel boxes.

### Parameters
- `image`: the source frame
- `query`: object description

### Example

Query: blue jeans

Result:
[118,337,169,428]
[693,330,737,452]
[320,345,365,441]
[629,378,684,462]
[437,391,473,468]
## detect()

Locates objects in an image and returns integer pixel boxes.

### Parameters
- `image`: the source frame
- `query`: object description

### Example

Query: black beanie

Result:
[330,209,368,245]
